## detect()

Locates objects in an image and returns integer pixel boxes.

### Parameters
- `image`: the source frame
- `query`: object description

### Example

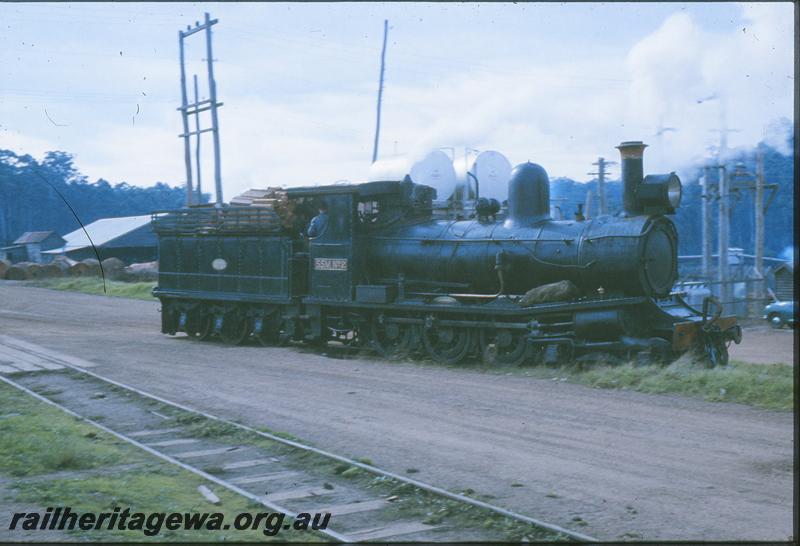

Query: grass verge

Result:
[0,382,320,542]
[499,357,794,411]
[31,278,156,300]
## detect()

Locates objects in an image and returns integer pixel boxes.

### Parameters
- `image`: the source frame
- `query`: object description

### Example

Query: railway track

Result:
[0,335,596,542]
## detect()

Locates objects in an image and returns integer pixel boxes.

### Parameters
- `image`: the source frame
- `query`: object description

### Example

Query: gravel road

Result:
[0,283,793,541]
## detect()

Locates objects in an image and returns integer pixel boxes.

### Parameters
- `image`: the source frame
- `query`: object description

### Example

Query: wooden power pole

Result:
[588,157,615,215]
[372,20,389,164]
[754,148,765,287]
[178,13,224,206]
[717,163,730,305]
[701,166,714,279]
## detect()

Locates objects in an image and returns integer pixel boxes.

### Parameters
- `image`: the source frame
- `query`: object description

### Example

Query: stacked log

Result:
[41,262,68,278]
[69,262,91,277]
[231,187,296,229]
[123,261,158,282]
[25,262,43,280]
[5,264,30,280]
[0,259,10,279]
[81,258,102,277]
[51,256,78,269]
[101,257,126,280]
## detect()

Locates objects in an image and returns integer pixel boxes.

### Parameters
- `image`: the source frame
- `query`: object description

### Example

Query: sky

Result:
[0,2,795,201]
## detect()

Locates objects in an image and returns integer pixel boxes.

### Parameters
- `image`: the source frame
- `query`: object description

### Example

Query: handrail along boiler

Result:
[152,141,741,366]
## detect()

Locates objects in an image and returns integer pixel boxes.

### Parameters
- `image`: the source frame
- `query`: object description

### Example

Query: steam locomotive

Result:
[152,141,741,367]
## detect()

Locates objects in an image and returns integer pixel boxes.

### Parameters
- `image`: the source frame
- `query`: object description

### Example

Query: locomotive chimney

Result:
[617,141,648,216]
[504,162,551,227]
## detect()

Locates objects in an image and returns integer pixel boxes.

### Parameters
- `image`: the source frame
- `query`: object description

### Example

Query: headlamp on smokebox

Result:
[637,173,682,214]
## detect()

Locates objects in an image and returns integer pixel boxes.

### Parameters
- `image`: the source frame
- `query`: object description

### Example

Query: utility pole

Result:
[178,26,194,206]
[754,147,765,296]
[717,163,730,305]
[698,93,740,305]
[178,13,224,206]
[372,19,389,164]
[588,157,615,215]
[728,145,777,311]
[204,12,223,206]
[701,166,714,279]
[193,74,202,203]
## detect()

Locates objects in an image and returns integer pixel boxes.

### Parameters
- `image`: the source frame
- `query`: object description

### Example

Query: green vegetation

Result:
[178,416,565,542]
[32,277,156,300]
[512,358,794,411]
[0,382,320,542]
[0,385,131,477]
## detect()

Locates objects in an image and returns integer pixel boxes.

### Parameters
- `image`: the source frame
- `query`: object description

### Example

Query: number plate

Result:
[314,258,348,271]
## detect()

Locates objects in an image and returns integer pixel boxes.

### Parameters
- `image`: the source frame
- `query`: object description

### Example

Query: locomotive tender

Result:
[152,141,741,366]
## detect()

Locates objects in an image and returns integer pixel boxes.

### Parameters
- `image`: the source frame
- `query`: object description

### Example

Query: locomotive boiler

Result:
[363,143,680,298]
[152,140,741,367]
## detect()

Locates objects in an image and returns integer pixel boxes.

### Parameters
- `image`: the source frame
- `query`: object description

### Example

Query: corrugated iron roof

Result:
[43,215,152,253]
[13,231,57,244]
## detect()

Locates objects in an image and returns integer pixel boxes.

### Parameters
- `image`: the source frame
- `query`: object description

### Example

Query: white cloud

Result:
[3,2,793,197]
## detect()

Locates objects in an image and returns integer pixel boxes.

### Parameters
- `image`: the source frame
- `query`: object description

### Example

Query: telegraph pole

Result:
[717,163,729,304]
[178,13,224,206]
[698,93,739,305]
[178,27,194,206]
[204,12,223,206]
[754,147,765,292]
[728,145,777,310]
[588,157,615,215]
[701,166,714,278]
[193,74,202,203]
[372,19,389,164]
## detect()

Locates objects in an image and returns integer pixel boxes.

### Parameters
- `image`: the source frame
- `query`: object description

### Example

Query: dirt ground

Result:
[0,283,793,541]
[729,323,795,365]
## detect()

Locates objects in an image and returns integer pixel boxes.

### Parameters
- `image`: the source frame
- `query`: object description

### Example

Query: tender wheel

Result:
[161,304,178,335]
[370,316,419,360]
[254,314,287,346]
[194,314,214,341]
[184,311,208,339]
[479,328,530,366]
[768,313,784,329]
[422,323,474,365]
[220,313,251,345]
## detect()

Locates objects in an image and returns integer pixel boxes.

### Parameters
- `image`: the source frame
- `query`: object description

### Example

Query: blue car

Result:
[764,300,795,329]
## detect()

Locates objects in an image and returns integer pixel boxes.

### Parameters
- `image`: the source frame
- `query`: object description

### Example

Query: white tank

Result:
[409,150,457,201]
[452,150,512,203]
[367,155,411,182]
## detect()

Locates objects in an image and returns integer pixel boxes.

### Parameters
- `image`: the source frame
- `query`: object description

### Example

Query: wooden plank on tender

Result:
[347,521,438,541]
[229,470,299,484]
[308,499,388,516]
